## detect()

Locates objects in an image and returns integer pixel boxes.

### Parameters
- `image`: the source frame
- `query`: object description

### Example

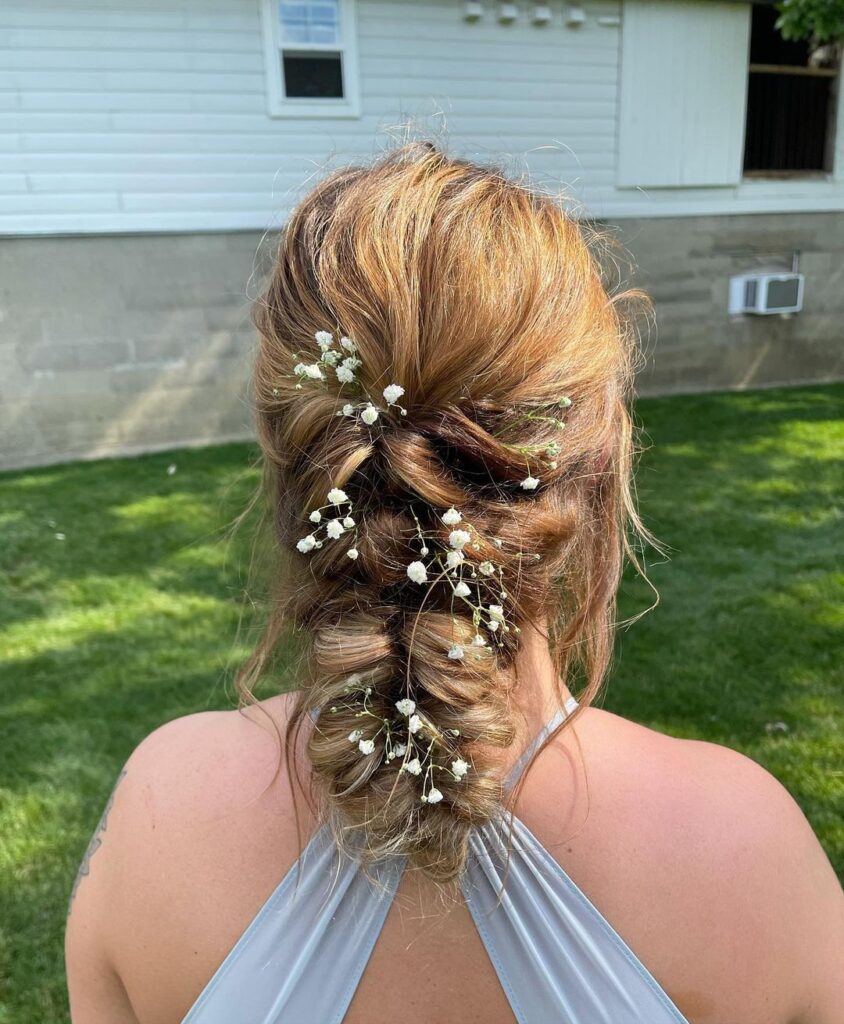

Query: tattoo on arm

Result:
[68,769,128,915]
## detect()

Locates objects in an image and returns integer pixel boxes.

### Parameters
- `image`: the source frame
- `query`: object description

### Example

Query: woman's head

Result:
[246,142,644,880]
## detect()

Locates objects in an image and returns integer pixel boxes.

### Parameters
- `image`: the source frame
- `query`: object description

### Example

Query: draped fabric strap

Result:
[461,816,689,1024]
[181,825,407,1024]
[503,695,579,792]
[181,693,690,1024]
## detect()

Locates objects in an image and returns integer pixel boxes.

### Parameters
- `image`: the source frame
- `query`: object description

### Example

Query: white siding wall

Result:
[1,0,844,235]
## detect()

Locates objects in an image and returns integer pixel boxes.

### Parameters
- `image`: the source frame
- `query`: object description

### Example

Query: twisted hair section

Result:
[241,142,648,881]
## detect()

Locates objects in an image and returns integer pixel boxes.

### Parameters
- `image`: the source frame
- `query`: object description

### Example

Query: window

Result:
[261,0,360,117]
[743,6,840,175]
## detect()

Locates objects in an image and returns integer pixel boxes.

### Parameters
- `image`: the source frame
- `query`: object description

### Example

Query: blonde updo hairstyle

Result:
[243,142,645,882]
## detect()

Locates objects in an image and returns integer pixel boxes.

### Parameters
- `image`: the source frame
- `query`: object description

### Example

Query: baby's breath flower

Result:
[321,350,340,366]
[447,645,464,660]
[348,729,363,743]
[493,538,503,548]
[442,507,462,527]
[453,581,471,598]
[383,383,405,406]
[342,516,355,529]
[471,634,487,647]
[520,475,540,490]
[296,363,323,380]
[297,535,317,553]
[448,529,471,550]
[404,757,422,776]
[488,604,505,622]
[451,758,469,779]
[315,330,334,349]
[340,336,356,352]
[342,403,355,417]
[341,355,362,371]
[393,742,407,757]
[326,519,344,540]
[559,396,572,408]
[487,619,500,632]
[360,404,379,425]
[358,738,375,755]
[446,550,465,570]
[478,561,495,576]
[347,548,359,560]
[309,510,322,523]
[407,561,428,584]
[336,365,355,384]
[545,440,561,458]
[395,698,416,716]
[408,714,423,734]
[425,788,444,804]
[327,488,349,505]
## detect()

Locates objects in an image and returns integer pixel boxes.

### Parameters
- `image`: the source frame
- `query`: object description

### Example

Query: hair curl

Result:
[240,142,648,881]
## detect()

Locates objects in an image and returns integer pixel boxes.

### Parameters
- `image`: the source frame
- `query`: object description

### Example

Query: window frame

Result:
[741,5,841,180]
[260,0,361,119]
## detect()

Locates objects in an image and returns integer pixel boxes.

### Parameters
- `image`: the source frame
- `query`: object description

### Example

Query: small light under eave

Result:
[463,0,483,20]
[532,3,553,24]
[565,3,586,27]
[498,2,518,23]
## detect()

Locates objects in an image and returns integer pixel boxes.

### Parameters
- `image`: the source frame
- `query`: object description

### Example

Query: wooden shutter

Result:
[617,0,751,187]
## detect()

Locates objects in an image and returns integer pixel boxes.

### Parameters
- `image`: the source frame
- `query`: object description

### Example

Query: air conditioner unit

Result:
[728,271,804,316]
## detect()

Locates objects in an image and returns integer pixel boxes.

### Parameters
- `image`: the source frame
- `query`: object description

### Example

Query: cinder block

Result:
[1,216,843,471]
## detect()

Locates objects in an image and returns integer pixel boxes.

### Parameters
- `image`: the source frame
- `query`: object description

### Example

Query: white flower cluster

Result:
[286,329,410,428]
[338,383,406,426]
[404,505,515,651]
[294,330,360,386]
[332,680,470,806]
[297,487,359,560]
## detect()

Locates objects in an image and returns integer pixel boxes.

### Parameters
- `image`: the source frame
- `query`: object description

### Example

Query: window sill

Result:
[742,171,831,181]
[737,175,841,197]
[266,100,361,119]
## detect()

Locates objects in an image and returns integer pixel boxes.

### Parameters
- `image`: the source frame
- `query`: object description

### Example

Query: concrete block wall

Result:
[1,212,842,470]
[0,232,270,470]
[620,212,844,395]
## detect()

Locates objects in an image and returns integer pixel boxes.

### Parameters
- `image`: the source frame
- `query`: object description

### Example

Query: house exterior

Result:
[1,0,842,470]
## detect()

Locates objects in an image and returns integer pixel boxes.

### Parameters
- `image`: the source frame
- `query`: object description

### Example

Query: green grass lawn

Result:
[1,383,842,1023]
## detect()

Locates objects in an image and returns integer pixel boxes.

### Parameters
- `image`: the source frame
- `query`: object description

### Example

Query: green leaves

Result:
[776,0,844,44]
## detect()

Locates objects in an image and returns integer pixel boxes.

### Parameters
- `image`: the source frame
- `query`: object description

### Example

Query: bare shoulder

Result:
[97,691,311,891]
[66,693,311,1024]
[121,694,298,811]
[575,706,834,861]
[567,708,844,1024]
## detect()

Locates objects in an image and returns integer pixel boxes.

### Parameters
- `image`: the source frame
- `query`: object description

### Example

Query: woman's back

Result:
[67,687,842,1024]
[65,144,843,1023]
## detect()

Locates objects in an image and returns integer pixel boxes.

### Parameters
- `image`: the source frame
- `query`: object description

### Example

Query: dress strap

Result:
[503,696,579,792]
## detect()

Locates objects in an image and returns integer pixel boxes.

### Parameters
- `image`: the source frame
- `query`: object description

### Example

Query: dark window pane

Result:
[749,6,810,66]
[744,72,832,171]
[743,6,838,173]
[282,52,343,99]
